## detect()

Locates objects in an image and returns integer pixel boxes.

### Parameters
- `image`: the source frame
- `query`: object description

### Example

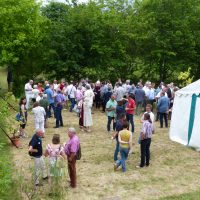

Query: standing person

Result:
[137,113,154,168]
[125,94,136,134]
[28,129,48,186]
[83,84,94,132]
[39,94,49,128]
[115,83,125,102]
[64,128,80,188]
[106,95,117,133]
[44,134,65,185]
[145,84,155,110]
[116,100,126,120]
[135,84,145,115]
[157,92,170,128]
[32,85,40,103]
[54,89,65,128]
[45,85,55,118]
[114,121,132,172]
[18,97,28,138]
[67,81,77,112]
[24,80,33,110]
[112,113,126,161]
[141,104,155,125]
[94,81,101,109]
[32,102,46,133]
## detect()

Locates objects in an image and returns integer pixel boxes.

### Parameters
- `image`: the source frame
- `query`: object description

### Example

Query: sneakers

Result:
[114,163,118,171]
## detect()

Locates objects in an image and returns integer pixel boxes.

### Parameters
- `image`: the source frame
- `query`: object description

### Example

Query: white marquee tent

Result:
[169,79,200,149]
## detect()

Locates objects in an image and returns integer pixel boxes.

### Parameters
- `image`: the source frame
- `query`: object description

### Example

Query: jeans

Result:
[140,138,151,167]
[55,106,63,127]
[107,116,116,131]
[126,114,134,133]
[159,112,168,128]
[48,103,55,118]
[69,98,76,112]
[114,138,119,161]
[116,147,129,172]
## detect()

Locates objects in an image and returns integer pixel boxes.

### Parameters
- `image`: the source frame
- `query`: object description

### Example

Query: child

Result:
[114,121,132,172]
[44,134,65,182]
[137,113,154,168]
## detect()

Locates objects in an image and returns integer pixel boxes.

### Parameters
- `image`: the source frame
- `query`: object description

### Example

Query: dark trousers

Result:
[126,114,134,133]
[107,116,116,131]
[95,96,101,109]
[159,112,168,128]
[48,103,55,118]
[69,98,76,112]
[140,138,151,167]
[55,106,63,127]
[102,101,106,112]
[68,157,77,188]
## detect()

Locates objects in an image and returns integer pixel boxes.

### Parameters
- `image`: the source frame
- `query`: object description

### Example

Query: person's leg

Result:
[145,138,151,166]
[40,157,48,179]
[55,107,59,128]
[114,139,119,161]
[126,114,130,130]
[34,157,41,185]
[112,117,116,131]
[70,98,75,112]
[129,114,134,133]
[159,113,164,128]
[164,113,168,128]
[107,116,112,132]
[25,94,30,110]
[35,121,39,131]
[60,108,63,126]
[140,139,146,167]
[121,148,128,172]
[68,158,77,188]
[39,121,45,133]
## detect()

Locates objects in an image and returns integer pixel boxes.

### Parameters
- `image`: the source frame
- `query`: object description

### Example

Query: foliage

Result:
[178,67,193,87]
[1,0,200,94]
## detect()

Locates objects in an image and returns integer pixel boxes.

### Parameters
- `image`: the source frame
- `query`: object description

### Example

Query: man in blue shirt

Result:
[45,85,55,118]
[54,89,65,128]
[157,92,170,128]
[28,129,48,186]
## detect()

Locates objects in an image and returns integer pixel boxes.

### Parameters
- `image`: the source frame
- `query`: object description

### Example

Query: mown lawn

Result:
[9,109,200,200]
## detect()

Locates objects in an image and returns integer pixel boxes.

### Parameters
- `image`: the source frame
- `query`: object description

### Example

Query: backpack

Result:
[76,144,81,160]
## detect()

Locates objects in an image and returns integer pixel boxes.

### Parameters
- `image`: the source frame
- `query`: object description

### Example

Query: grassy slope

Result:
[0,133,19,200]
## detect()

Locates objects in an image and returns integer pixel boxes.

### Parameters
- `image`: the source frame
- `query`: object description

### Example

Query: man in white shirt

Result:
[25,80,33,109]
[66,81,77,112]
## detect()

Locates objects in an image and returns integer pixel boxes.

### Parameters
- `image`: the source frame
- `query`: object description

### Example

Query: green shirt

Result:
[106,99,117,117]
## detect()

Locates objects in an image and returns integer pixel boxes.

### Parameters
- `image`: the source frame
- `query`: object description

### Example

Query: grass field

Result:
[9,108,200,200]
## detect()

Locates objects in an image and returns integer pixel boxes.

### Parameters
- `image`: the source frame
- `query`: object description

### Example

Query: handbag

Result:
[15,113,21,121]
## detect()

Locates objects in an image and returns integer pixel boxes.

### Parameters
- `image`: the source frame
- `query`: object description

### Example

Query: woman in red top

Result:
[125,94,136,134]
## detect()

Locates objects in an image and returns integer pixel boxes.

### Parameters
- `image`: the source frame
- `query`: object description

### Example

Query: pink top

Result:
[64,135,80,156]
[46,144,64,158]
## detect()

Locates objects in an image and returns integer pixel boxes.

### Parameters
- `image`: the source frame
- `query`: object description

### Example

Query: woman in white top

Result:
[83,84,94,132]
[32,102,46,133]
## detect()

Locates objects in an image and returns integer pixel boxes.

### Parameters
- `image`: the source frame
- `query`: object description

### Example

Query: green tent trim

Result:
[188,94,200,145]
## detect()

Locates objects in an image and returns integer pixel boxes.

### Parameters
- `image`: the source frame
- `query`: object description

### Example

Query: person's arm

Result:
[118,132,129,144]
[28,145,38,153]
[129,133,132,150]
[43,149,49,157]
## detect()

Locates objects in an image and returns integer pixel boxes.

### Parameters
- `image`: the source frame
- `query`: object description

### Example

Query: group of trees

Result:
[1,0,200,95]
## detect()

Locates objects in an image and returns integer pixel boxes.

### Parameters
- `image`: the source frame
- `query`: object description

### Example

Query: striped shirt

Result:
[140,120,154,139]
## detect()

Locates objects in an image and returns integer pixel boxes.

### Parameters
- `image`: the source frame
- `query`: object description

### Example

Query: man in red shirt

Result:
[126,94,136,134]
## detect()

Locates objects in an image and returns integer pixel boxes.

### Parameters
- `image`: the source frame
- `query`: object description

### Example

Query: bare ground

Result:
[11,109,200,200]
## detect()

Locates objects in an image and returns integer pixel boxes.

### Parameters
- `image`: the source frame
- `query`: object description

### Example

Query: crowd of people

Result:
[19,78,179,188]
